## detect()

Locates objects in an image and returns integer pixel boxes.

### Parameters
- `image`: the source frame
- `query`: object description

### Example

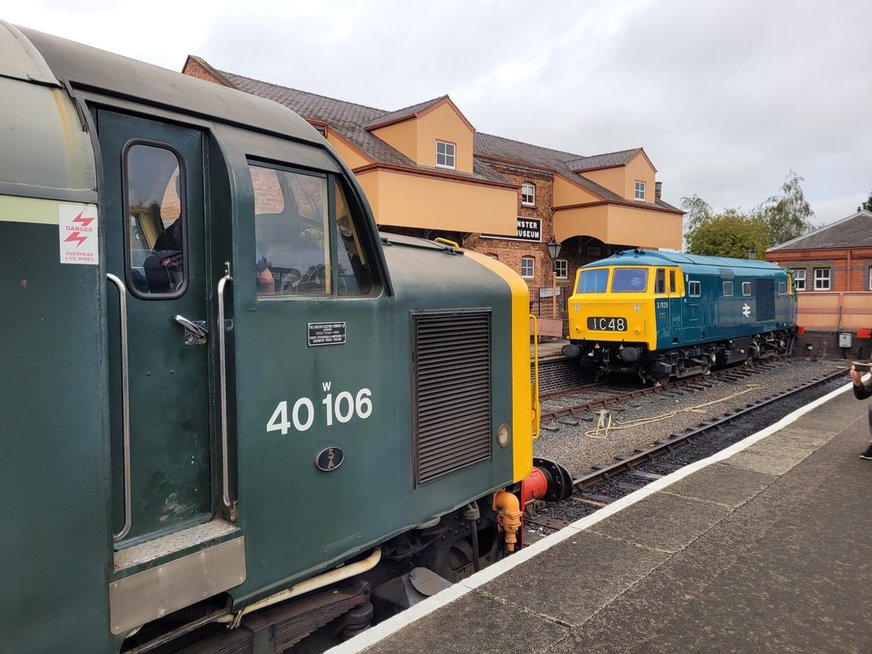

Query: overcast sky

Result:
[7,0,871,225]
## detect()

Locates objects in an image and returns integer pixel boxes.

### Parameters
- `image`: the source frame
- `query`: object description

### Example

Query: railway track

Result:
[526,366,850,535]
[538,359,784,423]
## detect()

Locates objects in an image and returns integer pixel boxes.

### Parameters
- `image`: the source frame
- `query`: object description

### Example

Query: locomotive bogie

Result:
[565,249,797,381]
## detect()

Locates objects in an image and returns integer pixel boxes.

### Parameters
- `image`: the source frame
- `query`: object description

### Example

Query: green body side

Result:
[0,21,519,652]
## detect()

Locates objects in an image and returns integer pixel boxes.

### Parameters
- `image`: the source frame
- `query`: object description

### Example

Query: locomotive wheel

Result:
[655,375,671,388]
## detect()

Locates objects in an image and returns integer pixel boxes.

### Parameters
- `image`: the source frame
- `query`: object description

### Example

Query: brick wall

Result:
[463,164,554,282]
[768,247,872,292]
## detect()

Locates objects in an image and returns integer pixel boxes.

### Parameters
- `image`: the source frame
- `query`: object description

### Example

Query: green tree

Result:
[758,171,813,245]
[680,194,714,241]
[862,188,872,212]
[686,213,771,259]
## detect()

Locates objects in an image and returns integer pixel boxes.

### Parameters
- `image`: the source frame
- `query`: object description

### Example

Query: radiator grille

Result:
[413,310,492,485]
[756,278,775,320]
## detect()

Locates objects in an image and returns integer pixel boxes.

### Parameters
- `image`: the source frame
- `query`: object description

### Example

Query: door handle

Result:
[174,314,208,345]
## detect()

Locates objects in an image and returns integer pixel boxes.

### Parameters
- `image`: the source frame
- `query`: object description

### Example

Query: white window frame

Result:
[793,268,806,291]
[723,281,734,296]
[436,140,456,169]
[688,280,701,297]
[634,180,646,201]
[813,267,831,291]
[554,259,568,279]
[868,266,872,291]
[521,182,536,207]
[742,281,752,296]
[520,256,535,279]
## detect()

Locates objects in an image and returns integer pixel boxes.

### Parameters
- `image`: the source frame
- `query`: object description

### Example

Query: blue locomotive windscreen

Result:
[612,268,648,292]
[577,268,608,293]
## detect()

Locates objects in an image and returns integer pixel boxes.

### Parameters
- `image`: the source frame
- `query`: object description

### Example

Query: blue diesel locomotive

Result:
[562,249,797,381]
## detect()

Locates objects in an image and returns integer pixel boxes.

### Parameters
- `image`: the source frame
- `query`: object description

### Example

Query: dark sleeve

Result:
[854,383,872,400]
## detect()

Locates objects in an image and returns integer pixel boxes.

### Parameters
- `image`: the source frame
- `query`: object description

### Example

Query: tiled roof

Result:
[768,210,872,251]
[473,132,626,203]
[221,71,505,184]
[209,65,678,212]
[223,72,407,165]
[565,148,643,172]
[364,96,448,130]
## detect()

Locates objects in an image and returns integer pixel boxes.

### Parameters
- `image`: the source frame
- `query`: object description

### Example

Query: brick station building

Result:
[184,56,683,319]
[767,209,872,359]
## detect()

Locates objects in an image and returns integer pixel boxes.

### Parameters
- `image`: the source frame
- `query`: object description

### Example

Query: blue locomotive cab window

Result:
[612,268,648,292]
[125,144,186,297]
[576,268,608,293]
[654,268,666,294]
[723,281,734,296]
[251,163,373,297]
[742,281,752,296]
[688,280,701,297]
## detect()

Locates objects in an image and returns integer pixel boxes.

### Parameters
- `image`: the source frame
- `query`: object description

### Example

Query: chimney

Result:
[655,181,662,201]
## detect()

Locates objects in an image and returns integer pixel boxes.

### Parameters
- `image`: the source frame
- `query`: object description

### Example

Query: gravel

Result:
[532,358,850,476]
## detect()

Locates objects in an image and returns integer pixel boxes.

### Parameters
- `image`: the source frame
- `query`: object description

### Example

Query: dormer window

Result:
[436,141,456,169]
[521,182,536,207]
[634,180,646,201]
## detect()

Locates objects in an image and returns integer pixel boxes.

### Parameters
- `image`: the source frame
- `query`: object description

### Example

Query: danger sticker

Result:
[59,203,99,265]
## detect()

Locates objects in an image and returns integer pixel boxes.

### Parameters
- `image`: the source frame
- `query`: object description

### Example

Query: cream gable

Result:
[577,150,657,202]
[369,98,474,174]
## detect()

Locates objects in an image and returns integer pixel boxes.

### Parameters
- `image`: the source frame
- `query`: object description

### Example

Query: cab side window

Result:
[250,163,373,297]
[654,268,666,294]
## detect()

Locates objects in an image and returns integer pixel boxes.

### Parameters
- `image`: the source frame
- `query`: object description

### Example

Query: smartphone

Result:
[853,362,872,372]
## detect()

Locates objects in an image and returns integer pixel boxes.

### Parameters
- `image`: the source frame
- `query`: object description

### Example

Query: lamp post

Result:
[546,236,562,319]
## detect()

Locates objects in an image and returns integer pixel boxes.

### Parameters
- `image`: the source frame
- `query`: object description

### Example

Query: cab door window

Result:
[125,143,186,297]
[250,162,373,297]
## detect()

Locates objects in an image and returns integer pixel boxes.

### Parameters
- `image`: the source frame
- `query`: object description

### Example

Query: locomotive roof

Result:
[583,249,784,272]
[11,23,324,147]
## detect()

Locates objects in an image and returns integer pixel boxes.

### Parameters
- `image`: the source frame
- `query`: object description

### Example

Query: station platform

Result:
[331,382,872,653]
[532,338,569,361]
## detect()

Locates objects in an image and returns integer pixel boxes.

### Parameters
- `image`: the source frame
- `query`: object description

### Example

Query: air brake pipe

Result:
[493,491,523,553]
[219,547,382,629]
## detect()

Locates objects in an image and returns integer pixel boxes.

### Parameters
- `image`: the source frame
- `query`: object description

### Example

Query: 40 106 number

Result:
[267,384,373,434]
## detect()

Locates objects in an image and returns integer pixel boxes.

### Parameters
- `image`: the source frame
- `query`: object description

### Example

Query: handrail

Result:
[217,262,234,515]
[107,273,132,541]
[529,314,541,440]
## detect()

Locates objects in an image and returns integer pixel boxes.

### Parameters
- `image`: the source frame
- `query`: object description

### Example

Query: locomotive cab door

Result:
[97,110,215,548]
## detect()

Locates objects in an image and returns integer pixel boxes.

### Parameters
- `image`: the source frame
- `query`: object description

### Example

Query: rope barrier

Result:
[584,384,764,439]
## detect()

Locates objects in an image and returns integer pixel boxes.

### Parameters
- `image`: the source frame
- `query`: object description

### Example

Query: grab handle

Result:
[107,274,132,541]
[217,262,235,517]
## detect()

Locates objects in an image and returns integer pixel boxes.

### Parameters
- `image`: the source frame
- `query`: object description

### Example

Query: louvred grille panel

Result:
[413,310,492,485]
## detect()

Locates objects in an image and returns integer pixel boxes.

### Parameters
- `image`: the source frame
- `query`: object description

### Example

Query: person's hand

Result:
[850,365,863,386]
[257,266,275,294]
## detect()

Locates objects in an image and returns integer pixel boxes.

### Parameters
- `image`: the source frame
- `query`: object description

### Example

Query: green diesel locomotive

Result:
[0,22,544,653]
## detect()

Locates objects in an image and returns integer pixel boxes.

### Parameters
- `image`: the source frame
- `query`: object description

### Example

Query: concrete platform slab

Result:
[481,530,669,628]
[665,462,775,507]
[585,492,731,553]
[724,438,811,475]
